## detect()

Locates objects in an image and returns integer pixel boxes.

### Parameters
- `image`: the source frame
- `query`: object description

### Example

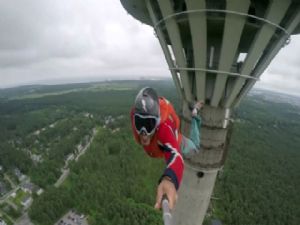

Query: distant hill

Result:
[250,88,300,107]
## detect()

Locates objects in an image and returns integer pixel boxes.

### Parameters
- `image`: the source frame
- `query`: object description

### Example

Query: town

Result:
[0,107,124,225]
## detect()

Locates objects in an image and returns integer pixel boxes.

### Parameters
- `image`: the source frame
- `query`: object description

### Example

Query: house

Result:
[104,115,114,125]
[49,123,56,128]
[34,130,41,135]
[31,154,43,163]
[14,168,26,181]
[0,218,8,225]
[36,188,44,196]
[211,219,222,225]
[66,154,75,162]
[14,168,21,178]
[10,192,16,198]
[21,196,32,208]
[83,112,94,119]
[0,182,7,196]
[77,144,83,152]
[21,182,41,195]
[112,128,120,133]
[21,182,36,194]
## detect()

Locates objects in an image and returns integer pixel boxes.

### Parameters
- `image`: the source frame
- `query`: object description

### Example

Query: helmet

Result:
[134,87,160,135]
[134,87,159,117]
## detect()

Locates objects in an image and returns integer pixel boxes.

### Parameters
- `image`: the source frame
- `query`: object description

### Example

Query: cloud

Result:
[0,0,169,88]
[257,35,300,96]
[0,0,299,97]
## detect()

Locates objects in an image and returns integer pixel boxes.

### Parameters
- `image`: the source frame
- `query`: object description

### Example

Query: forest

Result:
[208,91,300,225]
[0,80,299,225]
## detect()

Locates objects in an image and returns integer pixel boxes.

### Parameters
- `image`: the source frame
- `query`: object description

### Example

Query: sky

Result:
[0,0,299,96]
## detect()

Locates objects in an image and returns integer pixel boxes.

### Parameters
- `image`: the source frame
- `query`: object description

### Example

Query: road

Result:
[54,169,70,188]
[6,199,18,210]
[14,213,34,225]
[0,186,18,204]
[4,174,16,188]
[75,128,97,162]
[0,177,29,204]
[54,128,97,188]
[0,208,15,224]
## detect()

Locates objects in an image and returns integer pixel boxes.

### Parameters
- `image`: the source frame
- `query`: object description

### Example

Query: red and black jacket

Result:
[130,97,184,190]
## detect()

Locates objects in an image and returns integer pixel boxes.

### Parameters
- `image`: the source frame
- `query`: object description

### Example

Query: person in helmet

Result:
[130,87,203,210]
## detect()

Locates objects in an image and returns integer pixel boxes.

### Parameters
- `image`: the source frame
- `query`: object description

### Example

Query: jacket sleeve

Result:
[157,123,184,190]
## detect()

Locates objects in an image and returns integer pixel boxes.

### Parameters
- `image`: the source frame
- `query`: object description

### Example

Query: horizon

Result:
[1,76,300,99]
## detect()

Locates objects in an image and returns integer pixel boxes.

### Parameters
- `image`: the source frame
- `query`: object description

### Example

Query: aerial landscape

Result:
[0,79,299,225]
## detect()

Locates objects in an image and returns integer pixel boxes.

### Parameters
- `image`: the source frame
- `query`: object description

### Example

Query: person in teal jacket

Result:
[181,101,203,158]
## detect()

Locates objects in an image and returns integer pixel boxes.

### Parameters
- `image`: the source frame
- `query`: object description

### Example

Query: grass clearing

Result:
[10,189,30,207]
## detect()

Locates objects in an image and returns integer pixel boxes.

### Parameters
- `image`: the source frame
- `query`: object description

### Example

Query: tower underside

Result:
[122,0,300,108]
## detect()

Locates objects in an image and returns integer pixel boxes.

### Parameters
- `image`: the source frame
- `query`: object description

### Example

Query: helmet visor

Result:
[134,114,158,135]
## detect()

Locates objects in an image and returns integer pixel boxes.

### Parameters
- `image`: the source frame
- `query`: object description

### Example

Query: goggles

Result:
[134,114,159,136]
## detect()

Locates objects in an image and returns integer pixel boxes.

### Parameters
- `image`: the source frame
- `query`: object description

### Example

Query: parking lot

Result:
[55,210,88,225]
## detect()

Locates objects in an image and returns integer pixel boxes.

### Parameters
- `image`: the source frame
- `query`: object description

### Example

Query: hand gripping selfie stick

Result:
[162,194,172,225]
